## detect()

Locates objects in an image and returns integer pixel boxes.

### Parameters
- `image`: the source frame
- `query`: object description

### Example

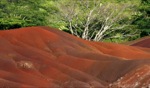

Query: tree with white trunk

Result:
[57,0,138,42]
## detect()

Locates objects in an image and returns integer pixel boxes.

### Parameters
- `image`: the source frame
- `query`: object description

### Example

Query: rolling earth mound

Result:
[0,26,149,88]
[130,37,150,48]
[125,36,150,48]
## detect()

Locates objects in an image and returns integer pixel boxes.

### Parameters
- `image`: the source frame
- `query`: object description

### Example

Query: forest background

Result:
[0,0,149,43]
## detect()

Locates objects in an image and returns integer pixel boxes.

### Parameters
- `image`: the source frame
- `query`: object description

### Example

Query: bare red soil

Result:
[125,36,150,48]
[131,37,150,48]
[0,26,149,88]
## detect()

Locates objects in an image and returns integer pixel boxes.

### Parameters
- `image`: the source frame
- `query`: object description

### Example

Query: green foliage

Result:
[132,0,150,37]
[0,0,49,30]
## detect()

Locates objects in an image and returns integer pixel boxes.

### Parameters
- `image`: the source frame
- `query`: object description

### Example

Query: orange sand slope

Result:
[0,26,149,88]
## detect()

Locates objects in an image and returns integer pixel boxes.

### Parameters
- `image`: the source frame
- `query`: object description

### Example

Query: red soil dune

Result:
[130,36,150,48]
[125,36,150,48]
[0,26,149,88]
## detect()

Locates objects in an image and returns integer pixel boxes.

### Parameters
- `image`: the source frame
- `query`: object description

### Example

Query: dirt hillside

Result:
[0,26,149,87]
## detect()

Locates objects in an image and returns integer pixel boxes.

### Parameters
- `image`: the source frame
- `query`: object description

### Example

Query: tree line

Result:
[0,0,149,43]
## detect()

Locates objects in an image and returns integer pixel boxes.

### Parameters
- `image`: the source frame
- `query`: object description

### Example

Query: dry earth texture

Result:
[0,26,149,88]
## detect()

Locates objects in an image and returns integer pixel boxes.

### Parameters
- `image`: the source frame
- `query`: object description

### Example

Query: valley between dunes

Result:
[0,26,149,88]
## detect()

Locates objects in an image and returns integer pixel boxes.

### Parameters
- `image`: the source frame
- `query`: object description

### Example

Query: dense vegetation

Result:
[0,0,149,43]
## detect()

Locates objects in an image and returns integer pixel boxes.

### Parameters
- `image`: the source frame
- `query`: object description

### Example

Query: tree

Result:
[57,0,137,42]
[132,0,150,37]
[0,0,50,30]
